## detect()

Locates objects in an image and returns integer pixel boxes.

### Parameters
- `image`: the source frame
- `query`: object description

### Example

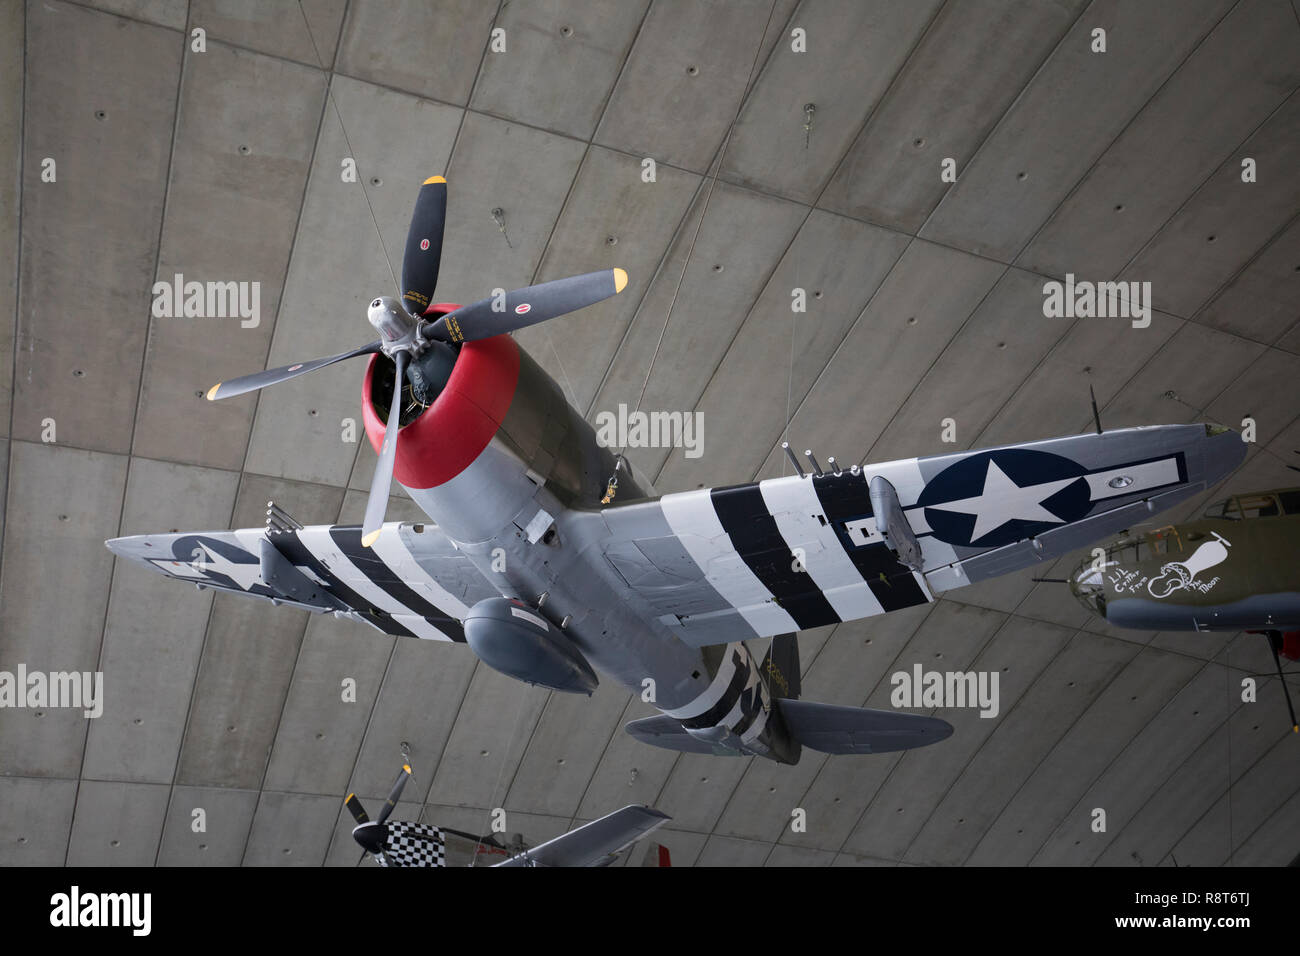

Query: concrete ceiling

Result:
[2,0,1299,867]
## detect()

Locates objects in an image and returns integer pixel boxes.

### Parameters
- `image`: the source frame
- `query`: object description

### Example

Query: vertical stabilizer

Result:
[761,634,801,700]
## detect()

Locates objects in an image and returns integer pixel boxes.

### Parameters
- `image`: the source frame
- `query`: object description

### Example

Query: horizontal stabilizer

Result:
[624,715,730,755]
[493,805,670,867]
[774,698,952,755]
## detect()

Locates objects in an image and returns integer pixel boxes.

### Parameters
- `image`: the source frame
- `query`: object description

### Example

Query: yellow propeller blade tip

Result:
[345,793,356,803]
[403,764,412,774]
[361,529,382,548]
[613,267,628,293]
[423,175,446,185]
[206,383,221,401]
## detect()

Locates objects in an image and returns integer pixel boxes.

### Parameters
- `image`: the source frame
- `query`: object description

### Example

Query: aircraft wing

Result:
[586,424,1244,647]
[105,521,498,642]
[492,805,671,868]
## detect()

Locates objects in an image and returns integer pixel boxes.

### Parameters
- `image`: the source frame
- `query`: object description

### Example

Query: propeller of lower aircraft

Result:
[344,763,413,861]
[205,175,628,547]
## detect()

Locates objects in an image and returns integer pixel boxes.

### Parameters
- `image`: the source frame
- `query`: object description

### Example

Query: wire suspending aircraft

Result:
[107,176,1247,764]
[345,764,670,867]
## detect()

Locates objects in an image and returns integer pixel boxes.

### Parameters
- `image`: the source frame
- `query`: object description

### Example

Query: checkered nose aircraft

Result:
[106,177,1248,765]
[344,764,670,868]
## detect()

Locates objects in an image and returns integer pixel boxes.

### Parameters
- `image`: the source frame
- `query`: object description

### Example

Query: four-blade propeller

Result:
[205,175,627,547]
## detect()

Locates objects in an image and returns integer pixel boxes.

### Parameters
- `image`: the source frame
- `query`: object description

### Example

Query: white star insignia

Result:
[926,460,1079,543]
[191,542,263,591]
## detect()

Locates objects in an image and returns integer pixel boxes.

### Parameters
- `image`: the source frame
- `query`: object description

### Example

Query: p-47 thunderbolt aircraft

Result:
[106,176,1246,765]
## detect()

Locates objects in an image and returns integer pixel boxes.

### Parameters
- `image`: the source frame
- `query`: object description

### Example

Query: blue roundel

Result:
[917,449,1091,548]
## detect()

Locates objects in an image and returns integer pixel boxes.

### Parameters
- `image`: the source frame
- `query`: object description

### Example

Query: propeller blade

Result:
[423,268,627,343]
[344,792,370,825]
[376,763,413,825]
[401,175,448,316]
[361,350,408,549]
[206,341,381,402]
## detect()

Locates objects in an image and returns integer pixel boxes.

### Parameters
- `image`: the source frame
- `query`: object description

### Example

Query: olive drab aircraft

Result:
[344,764,670,867]
[1069,486,1300,732]
[106,176,1248,764]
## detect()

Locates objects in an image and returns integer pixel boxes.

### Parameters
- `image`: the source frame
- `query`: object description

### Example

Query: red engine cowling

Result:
[361,303,521,491]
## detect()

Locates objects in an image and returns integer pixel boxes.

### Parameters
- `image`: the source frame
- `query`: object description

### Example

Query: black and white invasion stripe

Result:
[660,470,931,639]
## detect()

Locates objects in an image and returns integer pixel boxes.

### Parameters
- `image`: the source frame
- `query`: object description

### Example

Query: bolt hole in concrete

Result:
[238,144,250,155]
[560,24,573,37]
[1016,171,1027,181]
[906,316,917,325]
[913,137,925,148]
[73,368,84,377]
[686,64,698,75]
[1114,204,1124,212]
[94,109,106,120]
[712,263,724,272]
[814,290,823,298]
[605,235,618,246]
[370,177,382,187]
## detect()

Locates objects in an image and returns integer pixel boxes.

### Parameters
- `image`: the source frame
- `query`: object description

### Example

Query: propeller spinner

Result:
[205,174,628,547]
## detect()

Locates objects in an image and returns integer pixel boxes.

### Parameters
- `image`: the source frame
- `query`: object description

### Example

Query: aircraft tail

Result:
[772,699,952,755]
[761,634,800,699]
[639,842,672,867]
[625,699,952,758]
